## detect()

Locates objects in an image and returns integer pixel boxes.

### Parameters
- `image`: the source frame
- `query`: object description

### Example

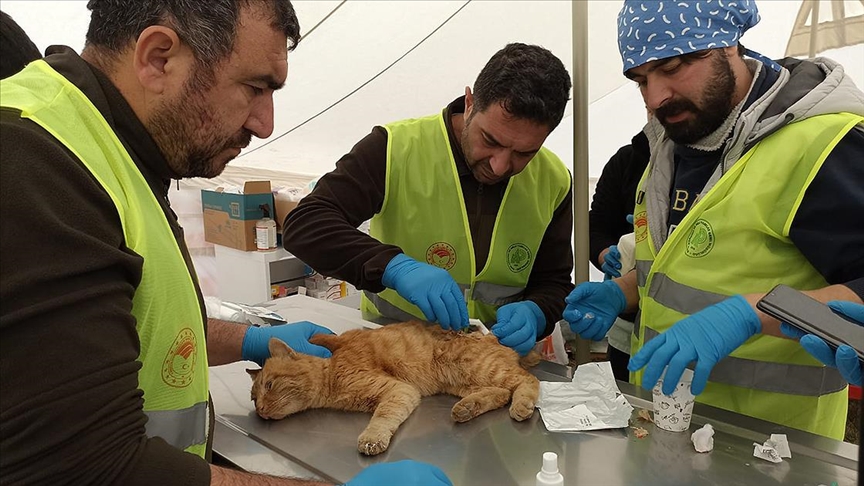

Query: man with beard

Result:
[564,0,864,439]
[284,43,574,358]
[0,1,450,485]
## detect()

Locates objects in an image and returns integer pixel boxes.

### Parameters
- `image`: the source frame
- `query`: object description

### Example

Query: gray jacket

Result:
[641,57,864,253]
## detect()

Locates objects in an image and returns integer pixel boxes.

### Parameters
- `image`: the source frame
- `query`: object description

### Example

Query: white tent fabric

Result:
[5,0,861,185]
[786,0,864,57]
[3,0,863,293]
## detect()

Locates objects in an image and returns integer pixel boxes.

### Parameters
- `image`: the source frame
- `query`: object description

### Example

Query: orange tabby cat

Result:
[247,321,540,456]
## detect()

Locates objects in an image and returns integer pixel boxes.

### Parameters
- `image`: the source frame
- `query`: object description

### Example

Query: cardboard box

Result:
[202,181,274,251]
[273,187,306,230]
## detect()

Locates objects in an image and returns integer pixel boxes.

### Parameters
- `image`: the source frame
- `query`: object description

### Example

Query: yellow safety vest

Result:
[630,112,862,439]
[361,113,571,324]
[1,61,210,456]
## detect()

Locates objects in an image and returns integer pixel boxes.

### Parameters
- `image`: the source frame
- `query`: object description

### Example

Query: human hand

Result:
[601,245,622,279]
[562,280,627,341]
[343,460,452,486]
[242,321,334,365]
[381,253,468,330]
[781,300,863,386]
[628,295,761,395]
[492,301,546,356]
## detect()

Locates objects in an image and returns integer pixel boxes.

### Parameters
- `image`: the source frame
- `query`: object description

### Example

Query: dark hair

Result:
[84,0,299,72]
[472,43,571,131]
[1,11,41,79]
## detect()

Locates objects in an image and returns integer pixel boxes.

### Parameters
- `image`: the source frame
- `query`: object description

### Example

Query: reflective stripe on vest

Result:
[642,327,846,396]
[1,61,210,455]
[632,272,846,396]
[630,112,861,439]
[362,113,570,324]
[144,402,209,451]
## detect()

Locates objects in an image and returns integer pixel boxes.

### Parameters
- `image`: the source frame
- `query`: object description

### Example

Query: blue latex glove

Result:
[242,321,334,365]
[344,460,452,486]
[601,245,622,279]
[562,280,627,341]
[381,253,468,331]
[628,295,761,396]
[492,301,546,356]
[781,300,864,386]
[626,214,634,225]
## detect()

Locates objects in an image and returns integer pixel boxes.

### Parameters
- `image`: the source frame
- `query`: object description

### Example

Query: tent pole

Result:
[809,0,819,58]
[571,0,592,366]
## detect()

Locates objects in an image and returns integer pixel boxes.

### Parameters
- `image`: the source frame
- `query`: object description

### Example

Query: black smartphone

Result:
[757,284,864,361]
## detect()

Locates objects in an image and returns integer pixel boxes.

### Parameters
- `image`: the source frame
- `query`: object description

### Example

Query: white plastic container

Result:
[535,451,564,486]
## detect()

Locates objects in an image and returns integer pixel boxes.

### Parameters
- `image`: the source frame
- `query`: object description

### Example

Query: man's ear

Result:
[464,86,473,118]
[133,25,188,95]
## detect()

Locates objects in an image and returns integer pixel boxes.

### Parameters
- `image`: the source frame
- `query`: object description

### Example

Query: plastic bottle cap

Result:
[543,452,557,473]
[536,451,564,486]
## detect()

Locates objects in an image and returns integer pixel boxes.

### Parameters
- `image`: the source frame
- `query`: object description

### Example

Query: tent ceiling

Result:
[2,0,862,181]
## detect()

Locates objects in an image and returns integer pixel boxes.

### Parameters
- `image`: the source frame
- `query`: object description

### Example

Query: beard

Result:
[147,78,252,179]
[460,115,510,184]
[654,52,737,145]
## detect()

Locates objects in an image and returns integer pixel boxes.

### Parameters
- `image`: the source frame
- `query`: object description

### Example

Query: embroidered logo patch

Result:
[685,219,715,258]
[634,211,648,243]
[506,243,532,273]
[162,327,197,388]
[426,242,457,270]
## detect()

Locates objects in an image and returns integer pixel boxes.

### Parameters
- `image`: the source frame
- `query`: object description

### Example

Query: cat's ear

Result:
[246,368,260,380]
[269,338,298,359]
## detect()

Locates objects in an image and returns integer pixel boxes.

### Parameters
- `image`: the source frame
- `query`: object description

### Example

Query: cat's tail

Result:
[518,350,541,369]
[309,333,344,352]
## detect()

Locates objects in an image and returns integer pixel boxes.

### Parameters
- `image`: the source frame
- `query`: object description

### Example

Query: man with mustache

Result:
[564,0,864,440]
[284,43,574,358]
[0,1,449,485]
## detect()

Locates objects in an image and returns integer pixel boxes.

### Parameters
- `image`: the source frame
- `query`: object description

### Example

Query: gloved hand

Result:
[382,253,468,331]
[628,295,761,395]
[492,301,546,356]
[344,460,452,486]
[242,321,334,365]
[601,245,622,279]
[626,214,634,225]
[562,280,627,341]
[781,300,864,386]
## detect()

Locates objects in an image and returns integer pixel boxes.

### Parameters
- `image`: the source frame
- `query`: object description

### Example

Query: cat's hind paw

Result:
[451,400,481,423]
[509,401,535,421]
[358,433,391,456]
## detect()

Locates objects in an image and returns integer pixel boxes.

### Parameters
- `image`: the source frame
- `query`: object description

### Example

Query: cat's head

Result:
[246,338,320,420]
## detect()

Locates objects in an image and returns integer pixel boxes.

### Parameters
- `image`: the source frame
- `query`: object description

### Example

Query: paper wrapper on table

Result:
[690,423,715,452]
[537,361,634,431]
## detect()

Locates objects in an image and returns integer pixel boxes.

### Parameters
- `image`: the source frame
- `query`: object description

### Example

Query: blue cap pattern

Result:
[617,0,765,73]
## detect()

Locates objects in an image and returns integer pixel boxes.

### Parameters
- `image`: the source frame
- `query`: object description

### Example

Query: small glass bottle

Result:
[255,205,277,251]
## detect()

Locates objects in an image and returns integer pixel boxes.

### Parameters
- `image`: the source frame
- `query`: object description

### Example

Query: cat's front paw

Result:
[358,432,391,456]
[509,400,535,421]
[451,400,481,423]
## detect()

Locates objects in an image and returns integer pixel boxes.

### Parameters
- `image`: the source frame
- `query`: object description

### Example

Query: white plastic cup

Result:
[652,368,695,432]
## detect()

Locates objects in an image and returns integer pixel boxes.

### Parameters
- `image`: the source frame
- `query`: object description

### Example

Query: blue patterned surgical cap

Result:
[617,0,779,73]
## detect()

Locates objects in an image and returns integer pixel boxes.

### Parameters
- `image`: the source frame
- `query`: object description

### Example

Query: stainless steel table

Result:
[210,295,859,485]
